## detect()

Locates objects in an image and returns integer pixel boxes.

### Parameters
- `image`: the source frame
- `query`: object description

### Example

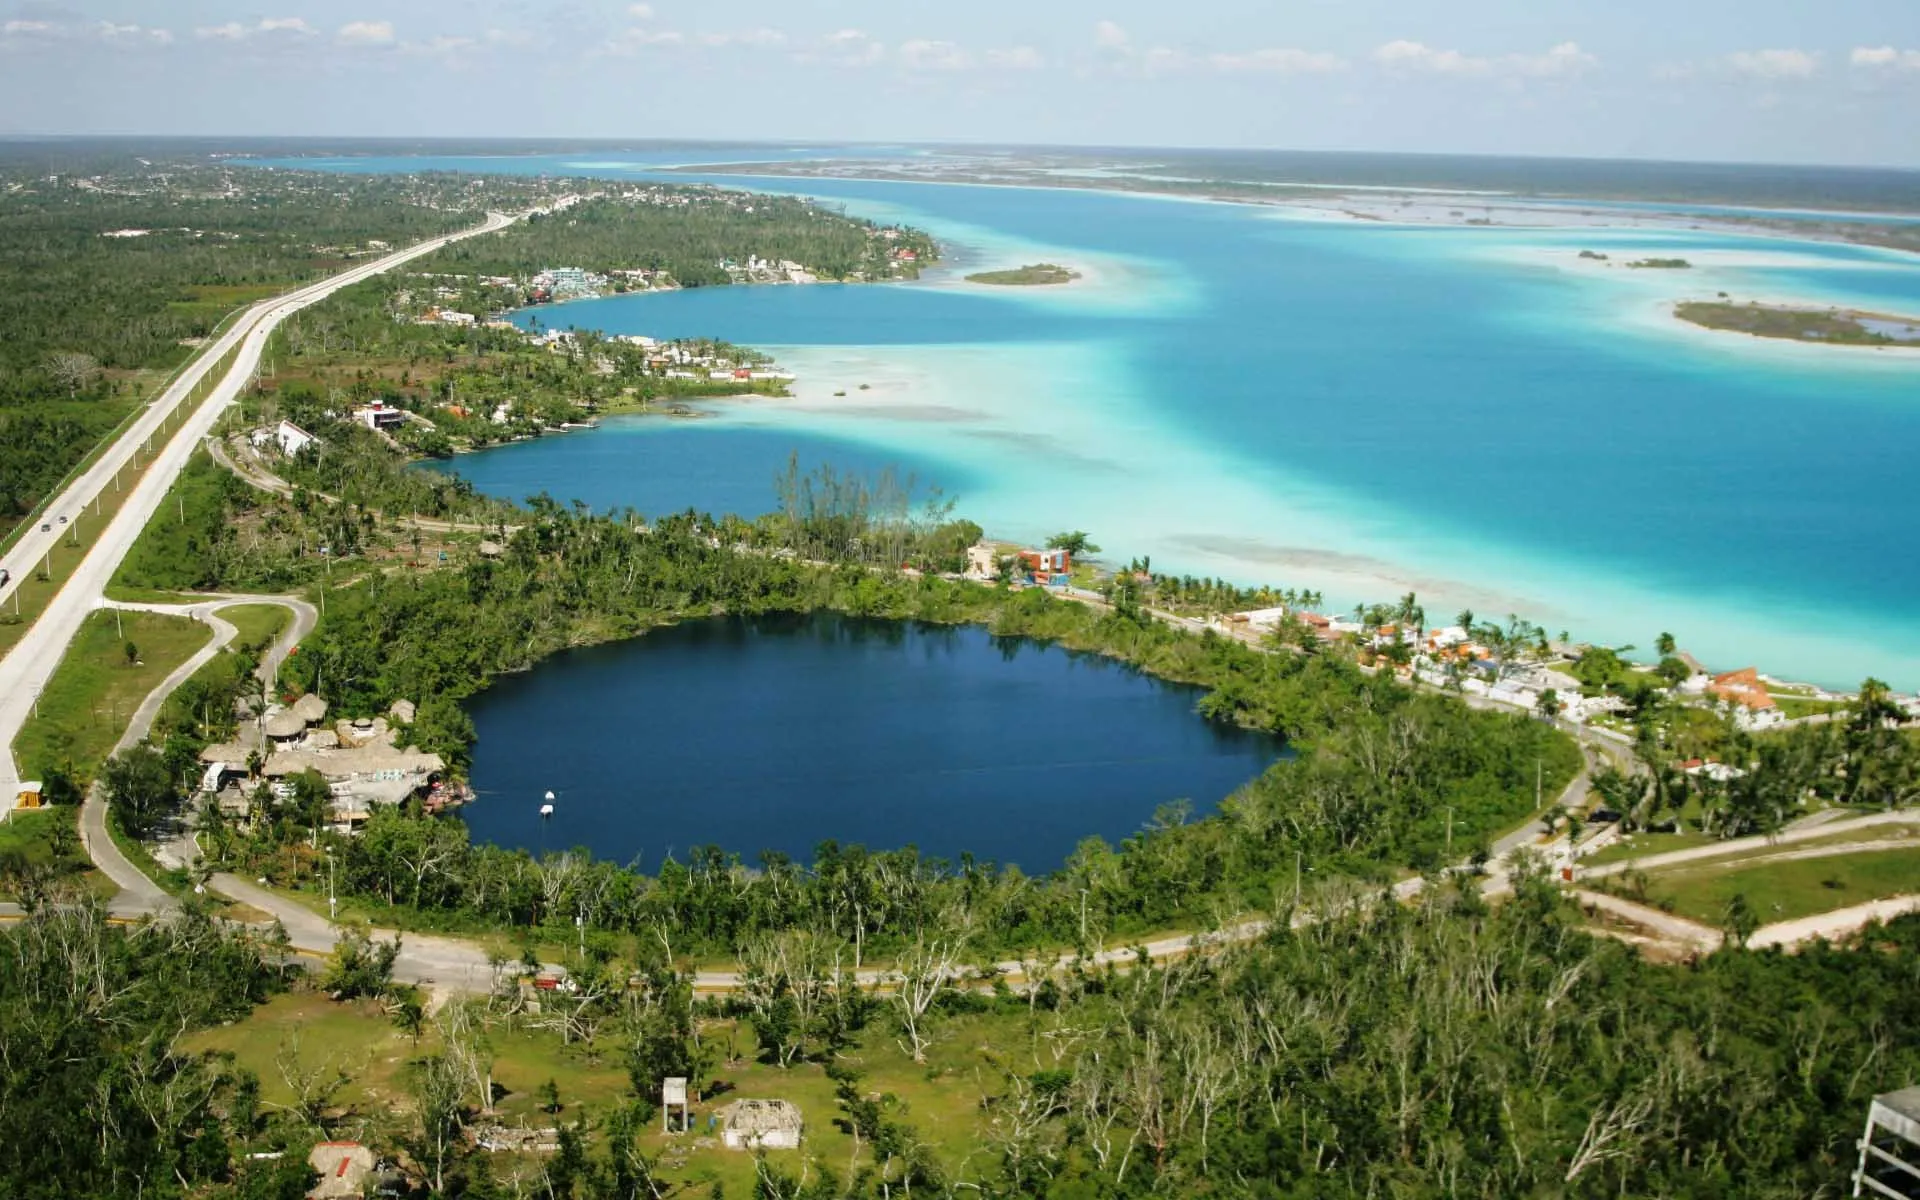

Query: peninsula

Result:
[1677,300,1920,347]
[964,262,1079,285]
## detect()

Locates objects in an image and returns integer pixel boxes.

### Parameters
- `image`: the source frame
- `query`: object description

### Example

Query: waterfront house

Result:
[351,402,406,432]
[965,543,999,580]
[1018,548,1071,582]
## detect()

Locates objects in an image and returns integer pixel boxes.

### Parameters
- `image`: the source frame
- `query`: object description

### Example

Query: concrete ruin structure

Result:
[717,1099,803,1151]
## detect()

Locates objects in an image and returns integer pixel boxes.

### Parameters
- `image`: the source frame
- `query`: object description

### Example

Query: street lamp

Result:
[325,848,337,924]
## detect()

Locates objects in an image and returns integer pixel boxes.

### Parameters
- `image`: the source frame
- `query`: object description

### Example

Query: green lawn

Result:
[0,807,106,900]
[12,609,212,783]
[221,603,291,654]
[1644,845,1920,925]
[186,987,1032,1194]
[1584,830,1721,866]
[1777,696,1846,720]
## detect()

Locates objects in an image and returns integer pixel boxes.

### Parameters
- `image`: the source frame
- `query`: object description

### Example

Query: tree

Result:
[410,1053,467,1195]
[123,640,139,668]
[1045,531,1099,558]
[45,351,99,398]
[1655,631,1677,657]
[1722,892,1760,948]
[891,924,969,1064]
[101,742,178,838]
[321,923,401,1000]
[1536,688,1561,721]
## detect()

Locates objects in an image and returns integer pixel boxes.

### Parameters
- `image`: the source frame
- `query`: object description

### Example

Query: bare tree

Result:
[46,350,100,397]
[890,926,969,1064]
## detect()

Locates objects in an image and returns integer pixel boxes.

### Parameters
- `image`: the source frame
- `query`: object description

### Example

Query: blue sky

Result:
[4,1,1920,166]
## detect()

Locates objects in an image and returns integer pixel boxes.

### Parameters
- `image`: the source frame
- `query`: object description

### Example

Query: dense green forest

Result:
[0,903,304,1200]
[423,188,939,288]
[0,156,539,529]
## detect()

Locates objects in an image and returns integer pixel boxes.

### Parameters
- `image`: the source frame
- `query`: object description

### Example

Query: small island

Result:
[1676,300,1920,347]
[1627,257,1692,269]
[965,262,1080,286]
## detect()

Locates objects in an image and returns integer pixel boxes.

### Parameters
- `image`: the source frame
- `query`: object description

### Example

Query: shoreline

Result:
[452,178,1920,694]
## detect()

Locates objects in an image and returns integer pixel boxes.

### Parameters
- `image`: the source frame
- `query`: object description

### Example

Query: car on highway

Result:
[40,522,50,532]
[58,515,67,524]
[0,568,9,587]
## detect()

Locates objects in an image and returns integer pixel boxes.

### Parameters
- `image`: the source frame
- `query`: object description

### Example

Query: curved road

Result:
[76,594,317,916]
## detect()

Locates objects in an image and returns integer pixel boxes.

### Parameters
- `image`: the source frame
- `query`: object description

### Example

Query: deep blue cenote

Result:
[459,613,1278,871]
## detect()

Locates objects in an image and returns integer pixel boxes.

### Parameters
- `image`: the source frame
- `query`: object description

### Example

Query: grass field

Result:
[11,609,212,782]
[185,987,1029,1194]
[1643,844,1920,925]
[221,603,291,654]
[0,807,115,901]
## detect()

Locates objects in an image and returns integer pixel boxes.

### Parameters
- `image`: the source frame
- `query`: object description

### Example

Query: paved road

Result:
[1578,810,1920,881]
[0,211,514,810]
[70,593,318,913]
[1749,895,1920,949]
[1574,889,1724,954]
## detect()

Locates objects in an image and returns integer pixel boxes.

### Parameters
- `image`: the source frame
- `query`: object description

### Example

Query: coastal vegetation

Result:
[1676,300,1920,346]
[0,155,545,536]
[16,145,1920,1197]
[1626,257,1692,269]
[422,188,939,292]
[965,262,1079,286]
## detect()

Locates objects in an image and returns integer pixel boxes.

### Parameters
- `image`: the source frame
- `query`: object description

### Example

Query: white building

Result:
[351,404,406,432]
[254,419,320,457]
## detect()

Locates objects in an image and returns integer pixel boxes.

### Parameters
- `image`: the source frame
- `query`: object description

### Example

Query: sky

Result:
[4,1,1920,167]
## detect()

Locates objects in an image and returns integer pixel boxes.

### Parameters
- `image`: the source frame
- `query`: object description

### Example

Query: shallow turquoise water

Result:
[290,154,1920,689]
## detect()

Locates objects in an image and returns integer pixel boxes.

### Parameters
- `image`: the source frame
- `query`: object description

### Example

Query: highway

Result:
[0,210,515,808]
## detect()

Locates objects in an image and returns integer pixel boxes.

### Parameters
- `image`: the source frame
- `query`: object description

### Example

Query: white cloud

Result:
[1374,39,1599,79]
[627,3,654,18]
[808,28,885,66]
[337,20,397,46]
[1094,20,1129,51]
[1209,47,1346,74]
[1851,45,1920,70]
[195,17,314,41]
[1512,41,1596,77]
[1727,48,1818,79]
[2,14,175,46]
[985,45,1044,70]
[899,38,971,70]
[697,27,786,47]
[1374,40,1490,75]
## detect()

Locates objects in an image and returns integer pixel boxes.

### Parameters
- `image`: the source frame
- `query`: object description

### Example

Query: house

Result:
[717,1099,803,1151]
[1017,548,1071,581]
[351,403,406,432]
[1678,758,1748,782]
[1712,668,1781,714]
[1234,606,1290,631]
[263,708,308,748]
[306,1142,374,1199]
[273,420,320,457]
[14,781,43,810]
[965,543,998,580]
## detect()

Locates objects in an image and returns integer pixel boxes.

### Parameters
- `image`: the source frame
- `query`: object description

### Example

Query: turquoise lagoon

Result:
[353,157,1920,689]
